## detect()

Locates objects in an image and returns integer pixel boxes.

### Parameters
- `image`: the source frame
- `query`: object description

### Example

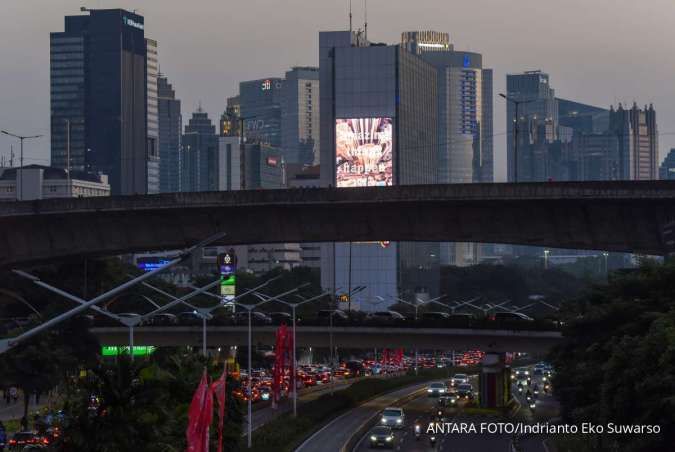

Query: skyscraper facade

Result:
[50,9,148,195]
[319,30,438,309]
[181,108,217,192]
[158,75,182,193]
[400,31,494,265]
[505,70,559,182]
[660,149,675,180]
[146,38,160,194]
[281,67,320,165]
[609,103,658,180]
[239,78,284,148]
[219,96,240,137]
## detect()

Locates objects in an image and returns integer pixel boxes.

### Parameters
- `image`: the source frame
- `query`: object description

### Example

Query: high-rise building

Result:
[400,31,494,265]
[181,108,217,192]
[319,30,438,310]
[239,78,284,148]
[158,75,182,193]
[282,67,320,165]
[609,103,658,180]
[50,9,148,195]
[660,149,675,180]
[505,70,559,182]
[146,38,160,194]
[219,96,240,137]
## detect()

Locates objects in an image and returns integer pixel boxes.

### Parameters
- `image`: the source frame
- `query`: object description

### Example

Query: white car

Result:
[427,382,447,397]
[450,373,469,386]
[380,407,405,429]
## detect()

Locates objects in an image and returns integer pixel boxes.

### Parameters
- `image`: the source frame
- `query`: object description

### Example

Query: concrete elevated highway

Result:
[1,181,674,266]
[91,325,563,354]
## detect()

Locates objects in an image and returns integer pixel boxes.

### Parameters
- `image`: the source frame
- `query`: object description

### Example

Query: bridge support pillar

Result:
[479,352,511,408]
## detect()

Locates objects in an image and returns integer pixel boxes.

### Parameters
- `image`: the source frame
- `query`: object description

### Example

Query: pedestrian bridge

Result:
[91,325,564,354]
[1,180,674,266]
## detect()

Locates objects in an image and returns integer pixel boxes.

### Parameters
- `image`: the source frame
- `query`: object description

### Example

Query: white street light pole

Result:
[1,233,225,355]
[253,291,328,417]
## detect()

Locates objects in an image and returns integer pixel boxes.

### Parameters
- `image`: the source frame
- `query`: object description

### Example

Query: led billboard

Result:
[336,117,393,187]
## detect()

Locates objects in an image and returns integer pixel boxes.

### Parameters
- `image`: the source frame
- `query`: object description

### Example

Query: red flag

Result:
[187,370,213,452]
[210,368,227,452]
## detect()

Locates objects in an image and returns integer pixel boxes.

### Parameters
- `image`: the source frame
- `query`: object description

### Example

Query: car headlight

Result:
[370,436,377,441]
[386,436,393,442]
[427,389,433,392]
[396,419,402,423]
[439,388,445,393]
[525,371,529,375]
[381,418,387,423]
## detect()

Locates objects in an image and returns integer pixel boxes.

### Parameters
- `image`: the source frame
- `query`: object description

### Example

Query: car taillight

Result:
[9,439,16,445]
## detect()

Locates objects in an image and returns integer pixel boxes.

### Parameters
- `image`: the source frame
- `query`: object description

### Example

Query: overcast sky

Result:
[1,0,674,181]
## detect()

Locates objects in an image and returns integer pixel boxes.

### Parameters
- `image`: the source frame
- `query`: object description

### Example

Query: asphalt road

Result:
[296,382,429,452]
[353,376,514,452]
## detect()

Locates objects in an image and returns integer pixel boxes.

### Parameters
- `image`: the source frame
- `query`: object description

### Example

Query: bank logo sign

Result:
[122,16,144,31]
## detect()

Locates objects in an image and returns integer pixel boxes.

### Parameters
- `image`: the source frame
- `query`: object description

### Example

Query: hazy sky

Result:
[2,0,675,181]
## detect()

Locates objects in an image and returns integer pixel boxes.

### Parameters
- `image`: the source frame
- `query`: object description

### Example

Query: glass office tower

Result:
[50,9,148,195]
[319,31,438,310]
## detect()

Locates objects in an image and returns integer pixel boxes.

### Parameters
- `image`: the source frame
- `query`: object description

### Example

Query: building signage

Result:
[218,251,237,310]
[122,16,144,30]
[261,79,272,91]
[102,346,155,357]
[336,117,393,187]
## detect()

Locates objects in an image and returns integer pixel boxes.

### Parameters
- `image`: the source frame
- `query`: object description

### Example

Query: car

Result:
[7,432,43,450]
[117,312,143,325]
[456,383,474,400]
[269,312,295,325]
[345,360,365,378]
[177,311,203,325]
[317,309,349,325]
[380,407,405,429]
[148,313,178,326]
[438,394,458,406]
[427,382,447,397]
[511,367,530,379]
[366,311,406,324]
[450,373,469,386]
[491,312,534,321]
[368,426,395,449]
[515,375,531,387]
[233,311,272,325]
[422,311,450,323]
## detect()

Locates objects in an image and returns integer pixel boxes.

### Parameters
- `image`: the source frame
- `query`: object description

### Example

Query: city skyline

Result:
[2,0,675,182]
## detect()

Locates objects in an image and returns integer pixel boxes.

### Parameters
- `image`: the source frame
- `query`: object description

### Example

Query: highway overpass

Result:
[91,325,564,354]
[1,180,675,266]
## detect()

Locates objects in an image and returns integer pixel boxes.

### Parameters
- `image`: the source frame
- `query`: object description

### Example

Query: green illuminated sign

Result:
[102,346,156,357]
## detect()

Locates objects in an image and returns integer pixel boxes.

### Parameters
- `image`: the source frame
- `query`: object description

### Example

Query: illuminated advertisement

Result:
[102,346,155,357]
[218,251,237,311]
[336,117,393,187]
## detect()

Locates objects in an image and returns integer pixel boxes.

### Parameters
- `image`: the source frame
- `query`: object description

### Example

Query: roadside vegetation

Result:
[550,260,675,452]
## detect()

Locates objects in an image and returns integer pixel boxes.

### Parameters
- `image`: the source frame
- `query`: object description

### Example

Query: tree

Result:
[549,261,675,451]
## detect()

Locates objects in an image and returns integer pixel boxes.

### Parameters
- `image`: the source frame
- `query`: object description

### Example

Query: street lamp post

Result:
[253,291,328,417]
[498,94,534,183]
[1,130,43,200]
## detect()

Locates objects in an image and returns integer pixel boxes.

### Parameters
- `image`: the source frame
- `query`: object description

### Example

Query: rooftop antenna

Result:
[349,0,352,34]
[364,0,368,42]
